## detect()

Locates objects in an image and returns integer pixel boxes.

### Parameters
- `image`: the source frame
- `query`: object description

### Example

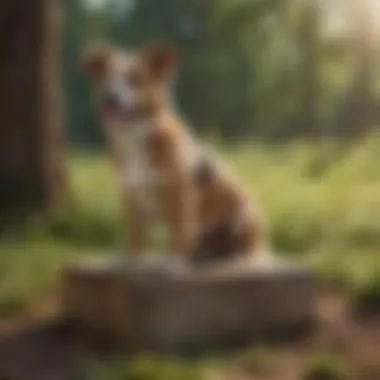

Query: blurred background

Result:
[2,0,380,378]
[62,0,380,281]
[67,0,380,144]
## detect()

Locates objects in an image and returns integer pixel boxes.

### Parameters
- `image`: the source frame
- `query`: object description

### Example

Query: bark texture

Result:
[0,0,67,223]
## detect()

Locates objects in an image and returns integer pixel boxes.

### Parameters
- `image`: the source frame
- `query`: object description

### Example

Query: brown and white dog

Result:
[81,43,263,267]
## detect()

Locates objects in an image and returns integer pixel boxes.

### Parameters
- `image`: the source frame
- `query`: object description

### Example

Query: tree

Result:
[297,1,322,141]
[346,0,377,138]
[0,0,67,224]
[108,0,282,140]
[62,0,104,148]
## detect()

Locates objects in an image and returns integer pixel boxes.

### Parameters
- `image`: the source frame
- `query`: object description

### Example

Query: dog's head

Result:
[81,43,178,127]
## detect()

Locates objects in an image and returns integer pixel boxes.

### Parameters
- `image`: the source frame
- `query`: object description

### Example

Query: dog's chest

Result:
[121,132,164,213]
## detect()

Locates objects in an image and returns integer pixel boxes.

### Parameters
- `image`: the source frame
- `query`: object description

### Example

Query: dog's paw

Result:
[154,256,190,274]
[246,248,276,269]
[111,252,146,272]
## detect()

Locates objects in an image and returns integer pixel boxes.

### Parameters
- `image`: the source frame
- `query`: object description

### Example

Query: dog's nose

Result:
[104,91,120,109]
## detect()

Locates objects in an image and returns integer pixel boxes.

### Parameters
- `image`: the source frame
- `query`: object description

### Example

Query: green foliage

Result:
[230,345,277,376]
[0,238,82,315]
[353,272,380,315]
[91,356,205,380]
[47,206,119,247]
[303,354,349,380]
[47,153,120,246]
[64,0,380,145]
[71,0,331,142]
[63,0,104,148]
[269,206,324,254]
[5,138,380,310]
[317,261,354,292]
[0,292,27,318]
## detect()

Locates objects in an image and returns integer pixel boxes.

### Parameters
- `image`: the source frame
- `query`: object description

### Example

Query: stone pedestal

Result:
[61,256,317,351]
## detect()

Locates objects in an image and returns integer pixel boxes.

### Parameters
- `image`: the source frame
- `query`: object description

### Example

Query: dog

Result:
[81,43,264,267]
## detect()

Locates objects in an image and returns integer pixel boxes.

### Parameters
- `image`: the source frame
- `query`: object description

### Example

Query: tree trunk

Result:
[0,0,67,224]
[346,0,376,138]
[299,3,320,141]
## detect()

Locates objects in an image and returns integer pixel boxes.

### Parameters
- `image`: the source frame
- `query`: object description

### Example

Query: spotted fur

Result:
[82,43,263,265]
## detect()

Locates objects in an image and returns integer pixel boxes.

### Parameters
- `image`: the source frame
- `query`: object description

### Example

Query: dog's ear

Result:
[80,44,111,77]
[143,44,179,79]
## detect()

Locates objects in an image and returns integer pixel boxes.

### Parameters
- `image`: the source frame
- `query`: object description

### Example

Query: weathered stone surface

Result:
[61,256,317,351]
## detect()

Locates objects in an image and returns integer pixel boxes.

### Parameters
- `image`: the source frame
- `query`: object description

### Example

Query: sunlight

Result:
[82,0,106,9]
[324,0,380,38]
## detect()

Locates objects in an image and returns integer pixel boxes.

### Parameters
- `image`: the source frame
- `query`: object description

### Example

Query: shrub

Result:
[47,207,119,247]
[317,263,355,292]
[91,356,205,380]
[0,291,27,317]
[352,273,380,315]
[231,346,277,376]
[270,208,323,255]
[303,354,349,380]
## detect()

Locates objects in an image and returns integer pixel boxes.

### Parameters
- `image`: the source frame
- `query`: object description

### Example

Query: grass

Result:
[3,136,380,379]
[352,271,380,315]
[303,354,349,380]
[229,345,279,376]
[3,135,380,314]
[89,347,280,380]
[90,356,208,380]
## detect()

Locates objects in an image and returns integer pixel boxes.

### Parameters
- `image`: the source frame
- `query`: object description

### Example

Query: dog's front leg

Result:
[124,195,148,263]
[167,182,198,264]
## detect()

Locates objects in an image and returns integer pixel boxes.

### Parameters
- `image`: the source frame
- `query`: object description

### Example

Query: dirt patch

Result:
[0,293,379,380]
[0,320,88,380]
[217,293,380,380]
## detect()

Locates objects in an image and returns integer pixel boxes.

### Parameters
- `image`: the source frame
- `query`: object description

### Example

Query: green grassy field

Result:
[3,137,380,379]
[2,136,380,315]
